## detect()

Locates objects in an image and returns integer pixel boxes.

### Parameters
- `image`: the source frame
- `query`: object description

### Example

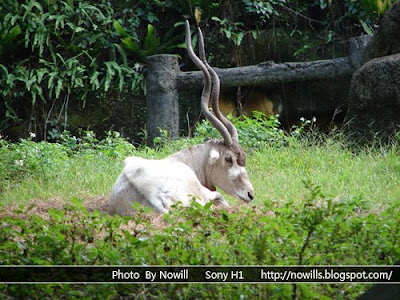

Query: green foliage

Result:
[113,21,186,63]
[0,0,145,134]
[0,132,68,182]
[242,0,286,23]
[114,22,160,62]
[360,0,394,15]
[194,112,300,149]
[173,0,223,19]
[59,130,136,157]
[0,182,399,298]
[212,0,285,48]
[0,130,135,184]
[340,0,395,34]
[1,0,393,139]
[355,0,395,34]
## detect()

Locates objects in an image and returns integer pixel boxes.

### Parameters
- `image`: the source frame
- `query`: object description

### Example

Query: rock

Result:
[349,35,373,69]
[345,2,400,141]
[364,1,400,63]
[357,283,400,300]
[345,53,400,141]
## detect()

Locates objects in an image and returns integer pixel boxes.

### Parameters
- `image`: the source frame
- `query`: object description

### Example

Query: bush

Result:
[0,133,69,182]
[0,130,135,183]
[0,0,145,136]
[194,112,302,149]
[0,182,399,298]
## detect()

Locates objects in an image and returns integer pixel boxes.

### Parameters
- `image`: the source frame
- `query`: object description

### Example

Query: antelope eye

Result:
[225,156,233,164]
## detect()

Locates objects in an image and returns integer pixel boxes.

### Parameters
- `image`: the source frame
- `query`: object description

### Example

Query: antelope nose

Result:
[248,192,254,201]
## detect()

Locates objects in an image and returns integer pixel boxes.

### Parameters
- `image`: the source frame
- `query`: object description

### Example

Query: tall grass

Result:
[0,122,399,211]
[249,139,399,211]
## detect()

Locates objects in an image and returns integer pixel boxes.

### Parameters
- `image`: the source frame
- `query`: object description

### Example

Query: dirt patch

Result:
[0,197,110,219]
[83,196,110,214]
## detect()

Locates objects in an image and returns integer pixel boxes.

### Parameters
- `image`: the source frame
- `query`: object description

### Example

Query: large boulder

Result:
[345,53,400,140]
[345,2,400,141]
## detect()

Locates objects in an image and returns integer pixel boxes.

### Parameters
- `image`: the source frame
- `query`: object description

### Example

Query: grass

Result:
[0,133,399,212]
[0,154,120,206]
[249,140,399,211]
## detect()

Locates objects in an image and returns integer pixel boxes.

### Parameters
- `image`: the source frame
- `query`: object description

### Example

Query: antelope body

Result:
[108,21,254,214]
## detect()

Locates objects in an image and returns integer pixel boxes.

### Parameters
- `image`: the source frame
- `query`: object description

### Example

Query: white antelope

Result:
[108,21,254,214]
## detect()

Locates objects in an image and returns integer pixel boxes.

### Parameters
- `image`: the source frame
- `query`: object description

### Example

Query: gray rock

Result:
[345,2,400,141]
[345,53,400,141]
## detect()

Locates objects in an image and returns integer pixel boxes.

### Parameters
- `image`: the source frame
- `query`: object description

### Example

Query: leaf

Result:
[204,201,213,210]
[143,24,160,56]
[90,71,100,90]
[376,0,384,14]
[104,61,118,92]
[234,31,245,46]
[47,71,57,92]
[383,0,393,11]
[113,20,129,38]
[52,15,67,30]
[55,78,63,99]
[114,43,128,65]
[223,29,231,39]
[2,26,22,46]
[173,42,187,49]
[358,18,374,35]
[36,68,48,84]
[117,66,124,91]
[121,37,140,54]
[74,27,86,33]
[211,16,222,23]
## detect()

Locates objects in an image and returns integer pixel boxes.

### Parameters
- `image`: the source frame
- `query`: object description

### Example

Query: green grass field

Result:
[1,133,398,211]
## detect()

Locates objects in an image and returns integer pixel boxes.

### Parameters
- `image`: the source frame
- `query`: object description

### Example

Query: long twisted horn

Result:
[197,27,239,143]
[185,20,233,146]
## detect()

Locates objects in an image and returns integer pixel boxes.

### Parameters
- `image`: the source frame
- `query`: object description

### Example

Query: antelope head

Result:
[185,20,254,202]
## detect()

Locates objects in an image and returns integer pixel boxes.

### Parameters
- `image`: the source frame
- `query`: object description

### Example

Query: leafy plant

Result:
[194,112,297,149]
[0,0,145,137]
[113,20,186,63]
[242,0,286,23]
[360,0,394,15]
[212,16,247,47]
[342,0,395,34]
[0,181,399,298]
[114,22,160,63]
[0,130,135,183]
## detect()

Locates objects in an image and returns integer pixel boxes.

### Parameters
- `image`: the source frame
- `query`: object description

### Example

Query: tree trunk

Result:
[146,55,180,146]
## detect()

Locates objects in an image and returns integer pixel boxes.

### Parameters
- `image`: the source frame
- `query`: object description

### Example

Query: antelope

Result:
[108,21,254,214]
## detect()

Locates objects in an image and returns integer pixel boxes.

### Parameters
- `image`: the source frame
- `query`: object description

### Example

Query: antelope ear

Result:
[208,149,220,165]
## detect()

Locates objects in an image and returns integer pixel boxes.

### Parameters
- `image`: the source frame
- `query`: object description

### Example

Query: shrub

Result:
[194,112,301,149]
[0,0,145,135]
[0,130,135,184]
[0,182,399,298]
